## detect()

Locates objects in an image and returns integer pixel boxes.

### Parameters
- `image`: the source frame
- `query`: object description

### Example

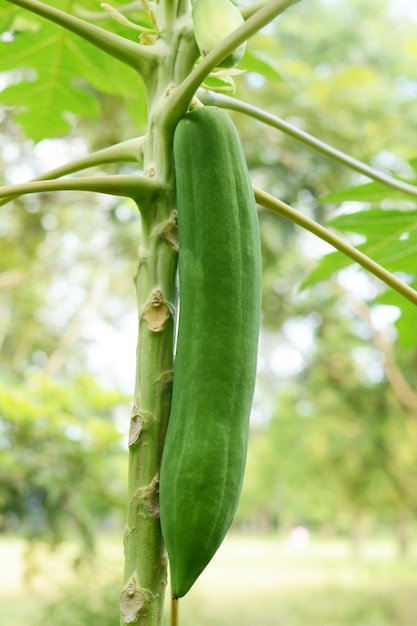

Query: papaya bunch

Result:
[159,106,261,598]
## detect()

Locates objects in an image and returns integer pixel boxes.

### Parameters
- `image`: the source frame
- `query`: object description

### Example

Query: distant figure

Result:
[289,525,310,549]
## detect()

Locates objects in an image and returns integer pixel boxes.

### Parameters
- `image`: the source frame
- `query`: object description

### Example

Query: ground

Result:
[1,533,417,626]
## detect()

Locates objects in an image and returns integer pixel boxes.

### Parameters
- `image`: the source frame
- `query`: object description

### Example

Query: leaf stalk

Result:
[254,186,417,307]
[203,92,417,200]
[0,175,165,205]
[162,0,299,130]
[5,0,158,76]
[0,138,145,208]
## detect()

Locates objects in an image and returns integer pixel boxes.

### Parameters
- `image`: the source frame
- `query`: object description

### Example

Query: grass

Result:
[0,534,123,626]
[1,533,417,626]
[175,537,417,626]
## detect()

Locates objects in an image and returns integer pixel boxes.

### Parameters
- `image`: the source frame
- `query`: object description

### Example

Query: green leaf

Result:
[320,179,417,204]
[375,288,417,349]
[303,207,417,346]
[0,22,137,94]
[1,77,100,140]
[202,74,237,91]
[328,210,417,273]
[0,13,145,140]
[0,4,20,31]
[409,157,417,174]
[302,249,351,288]
[304,208,417,286]
[239,49,284,83]
[329,209,417,238]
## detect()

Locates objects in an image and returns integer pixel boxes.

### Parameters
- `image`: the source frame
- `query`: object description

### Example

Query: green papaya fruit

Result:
[159,106,261,598]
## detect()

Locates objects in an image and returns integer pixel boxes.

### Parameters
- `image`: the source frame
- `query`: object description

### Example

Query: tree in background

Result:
[0,373,127,546]
[1,0,417,623]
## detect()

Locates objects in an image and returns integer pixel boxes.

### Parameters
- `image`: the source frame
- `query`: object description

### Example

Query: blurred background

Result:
[1,0,417,624]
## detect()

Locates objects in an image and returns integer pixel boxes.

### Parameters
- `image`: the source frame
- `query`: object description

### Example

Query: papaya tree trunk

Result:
[120,5,199,624]
[120,199,178,625]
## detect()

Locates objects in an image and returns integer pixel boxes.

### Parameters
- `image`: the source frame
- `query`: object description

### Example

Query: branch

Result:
[202,92,417,200]
[162,0,299,130]
[254,186,417,307]
[76,2,145,22]
[240,0,274,19]
[0,269,26,289]
[5,0,158,76]
[0,137,145,208]
[0,298,13,353]
[43,250,111,377]
[336,286,417,419]
[0,175,165,203]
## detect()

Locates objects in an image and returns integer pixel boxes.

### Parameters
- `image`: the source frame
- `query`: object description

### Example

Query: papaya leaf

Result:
[320,179,417,204]
[409,157,417,174]
[302,249,350,288]
[239,49,284,83]
[0,3,21,30]
[0,17,145,140]
[329,209,417,245]
[1,78,100,141]
[376,286,417,349]
[0,19,140,95]
[202,73,238,92]
[303,209,417,286]
[303,208,417,347]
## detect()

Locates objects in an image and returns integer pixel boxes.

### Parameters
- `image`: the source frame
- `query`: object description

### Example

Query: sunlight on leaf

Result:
[302,207,417,346]
[0,15,145,141]
[239,49,284,83]
[320,178,417,204]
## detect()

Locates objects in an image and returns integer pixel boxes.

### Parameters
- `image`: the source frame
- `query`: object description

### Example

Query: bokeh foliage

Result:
[1,0,416,550]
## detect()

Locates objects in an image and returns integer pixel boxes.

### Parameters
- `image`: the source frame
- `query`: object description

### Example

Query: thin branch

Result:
[203,92,417,200]
[76,2,144,22]
[5,0,158,76]
[0,298,13,353]
[240,0,273,19]
[254,186,417,307]
[162,0,299,131]
[171,597,179,626]
[0,137,145,208]
[0,175,165,203]
[336,286,417,419]
[43,251,111,377]
[0,269,26,289]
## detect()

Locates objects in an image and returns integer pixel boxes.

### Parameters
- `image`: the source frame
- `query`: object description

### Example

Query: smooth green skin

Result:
[159,106,261,598]
[192,0,246,68]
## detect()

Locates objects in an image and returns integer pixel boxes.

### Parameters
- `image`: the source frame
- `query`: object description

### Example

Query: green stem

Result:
[76,2,145,22]
[122,201,177,625]
[171,597,179,626]
[5,0,158,76]
[0,138,145,208]
[240,0,274,19]
[254,186,417,307]
[203,92,417,200]
[120,2,197,624]
[0,175,164,204]
[162,0,299,130]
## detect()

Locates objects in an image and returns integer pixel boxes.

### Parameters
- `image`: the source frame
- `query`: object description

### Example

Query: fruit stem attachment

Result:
[203,92,417,200]
[162,0,299,130]
[171,597,179,626]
